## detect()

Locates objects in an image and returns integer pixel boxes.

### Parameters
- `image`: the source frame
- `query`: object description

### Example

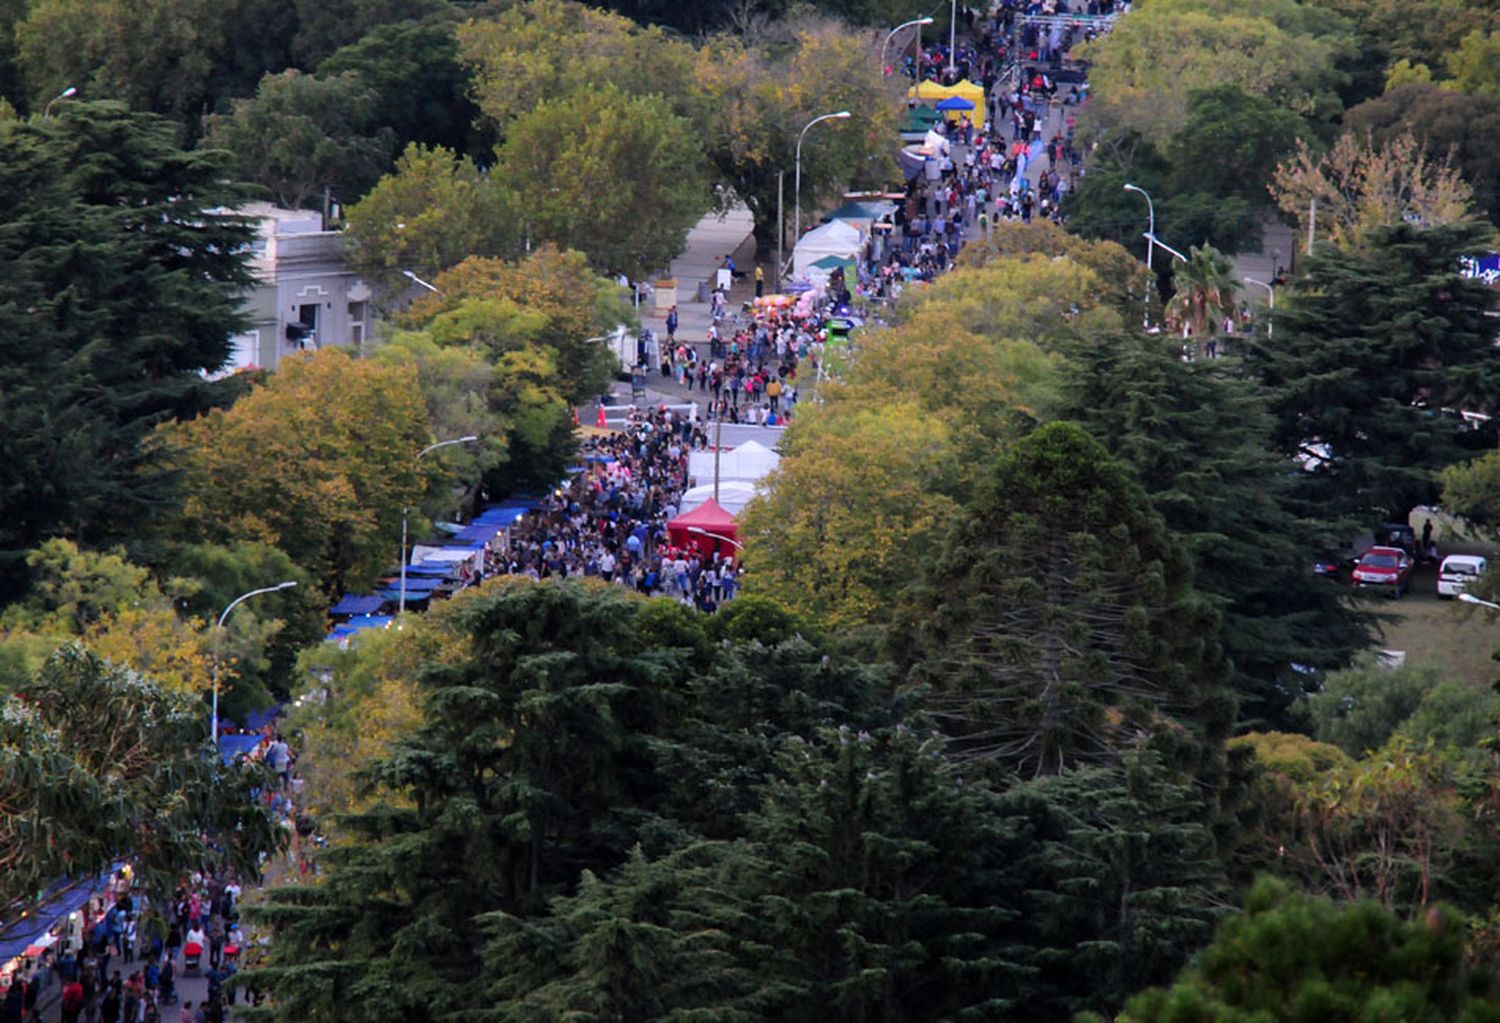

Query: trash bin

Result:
[695,279,710,303]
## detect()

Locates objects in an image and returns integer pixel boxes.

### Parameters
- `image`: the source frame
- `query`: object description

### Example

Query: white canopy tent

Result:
[792,219,864,279]
[688,439,781,486]
[678,480,761,517]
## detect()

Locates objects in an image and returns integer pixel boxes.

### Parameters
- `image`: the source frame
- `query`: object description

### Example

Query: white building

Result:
[224,203,374,373]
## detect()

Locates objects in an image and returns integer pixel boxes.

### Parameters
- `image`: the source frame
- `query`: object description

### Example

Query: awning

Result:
[453,522,503,544]
[328,594,386,617]
[217,734,262,764]
[0,867,116,963]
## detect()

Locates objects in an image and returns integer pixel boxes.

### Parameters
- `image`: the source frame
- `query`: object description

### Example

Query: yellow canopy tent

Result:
[906,79,986,129]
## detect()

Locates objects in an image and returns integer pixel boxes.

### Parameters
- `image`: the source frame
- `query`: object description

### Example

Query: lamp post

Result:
[43,86,76,118]
[1244,277,1274,337]
[1459,592,1500,611]
[793,111,851,252]
[948,0,958,76]
[212,581,298,744]
[400,436,479,614]
[402,269,442,295]
[687,525,745,552]
[1123,182,1155,328]
[881,16,934,75]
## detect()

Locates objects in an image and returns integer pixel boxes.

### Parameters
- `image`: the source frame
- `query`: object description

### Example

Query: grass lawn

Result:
[1373,559,1500,687]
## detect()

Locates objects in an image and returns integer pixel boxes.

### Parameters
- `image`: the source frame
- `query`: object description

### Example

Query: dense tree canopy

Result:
[0,102,254,596]
[1250,221,1498,522]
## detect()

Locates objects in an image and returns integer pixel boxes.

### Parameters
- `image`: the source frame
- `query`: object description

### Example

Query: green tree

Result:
[903,422,1234,779]
[342,142,516,302]
[0,102,255,594]
[693,24,901,238]
[1167,84,1304,204]
[1447,30,1500,96]
[1001,755,1230,1020]
[248,580,690,1022]
[1164,243,1238,351]
[1088,877,1500,1023]
[202,70,395,211]
[457,0,698,134]
[1063,330,1373,729]
[1308,657,1444,756]
[495,84,708,279]
[318,18,478,157]
[1075,0,1348,147]
[0,645,281,910]
[1251,221,1499,522]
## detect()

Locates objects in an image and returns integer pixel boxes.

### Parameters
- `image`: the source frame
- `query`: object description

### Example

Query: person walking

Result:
[754,264,764,298]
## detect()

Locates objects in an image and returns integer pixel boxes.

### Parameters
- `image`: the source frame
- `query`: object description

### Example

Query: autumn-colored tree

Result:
[738,401,959,632]
[1271,131,1475,249]
[956,219,1150,321]
[154,348,434,595]
[408,248,623,405]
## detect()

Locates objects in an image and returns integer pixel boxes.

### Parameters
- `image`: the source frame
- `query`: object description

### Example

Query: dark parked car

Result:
[1374,522,1417,556]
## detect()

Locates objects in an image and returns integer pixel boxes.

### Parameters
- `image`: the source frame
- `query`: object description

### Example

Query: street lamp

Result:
[212,581,298,744]
[881,17,934,75]
[948,0,958,76]
[793,111,852,251]
[1123,183,1155,328]
[400,436,479,613]
[1459,592,1500,611]
[1244,276,1275,337]
[687,525,745,552]
[402,269,441,295]
[43,86,76,118]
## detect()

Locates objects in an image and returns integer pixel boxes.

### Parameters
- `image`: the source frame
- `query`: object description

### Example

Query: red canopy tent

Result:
[666,498,740,560]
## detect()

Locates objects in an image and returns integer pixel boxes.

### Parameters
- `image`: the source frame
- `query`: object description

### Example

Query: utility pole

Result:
[776,170,784,293]
[1307,199,1316,256]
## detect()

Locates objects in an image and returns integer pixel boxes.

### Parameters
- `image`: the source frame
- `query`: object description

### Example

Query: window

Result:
[349,301,366,346]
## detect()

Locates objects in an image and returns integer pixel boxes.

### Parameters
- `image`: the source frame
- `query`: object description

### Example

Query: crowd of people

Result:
[861,4,1115,305]
[3,866,253,1023]
[497,407,742,613]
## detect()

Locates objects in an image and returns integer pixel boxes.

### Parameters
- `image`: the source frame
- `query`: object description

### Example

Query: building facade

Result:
[224,203,373,373]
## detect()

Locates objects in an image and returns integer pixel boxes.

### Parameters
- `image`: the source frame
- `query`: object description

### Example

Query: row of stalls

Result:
[789,197,901,287]
[323,498,543,649]
[1,866,125,999]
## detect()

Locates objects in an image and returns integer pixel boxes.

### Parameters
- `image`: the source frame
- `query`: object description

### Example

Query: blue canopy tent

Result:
[473,504,529,526]
[935,95,975,111]
[453,522,503,544]
[217,733,262,764]
[0,867,117,963]
[328,594,386,617]
[401,562,462,578]
[325,615,393,645]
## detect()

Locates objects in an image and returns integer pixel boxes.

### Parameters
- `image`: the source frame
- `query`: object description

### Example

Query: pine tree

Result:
[1063,330,1375,729]
[0,101,255,591]
[1250,221,1498,522]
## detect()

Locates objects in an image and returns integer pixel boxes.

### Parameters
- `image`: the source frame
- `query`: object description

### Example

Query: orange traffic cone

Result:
[596,405,607,429]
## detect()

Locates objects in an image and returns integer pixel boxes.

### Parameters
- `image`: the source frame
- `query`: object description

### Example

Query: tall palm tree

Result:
[1165,244,1237,358]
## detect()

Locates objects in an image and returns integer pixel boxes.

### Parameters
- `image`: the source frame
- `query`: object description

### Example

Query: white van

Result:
[1437,554,1488,597]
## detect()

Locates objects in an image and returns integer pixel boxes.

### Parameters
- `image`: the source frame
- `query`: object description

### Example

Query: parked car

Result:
[1374,522,1417,556]
[1352,545,1414,597]
[1437,554,1488,598]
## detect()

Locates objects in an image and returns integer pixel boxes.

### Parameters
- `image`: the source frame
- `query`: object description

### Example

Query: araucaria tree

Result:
[903,422,1234,779]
